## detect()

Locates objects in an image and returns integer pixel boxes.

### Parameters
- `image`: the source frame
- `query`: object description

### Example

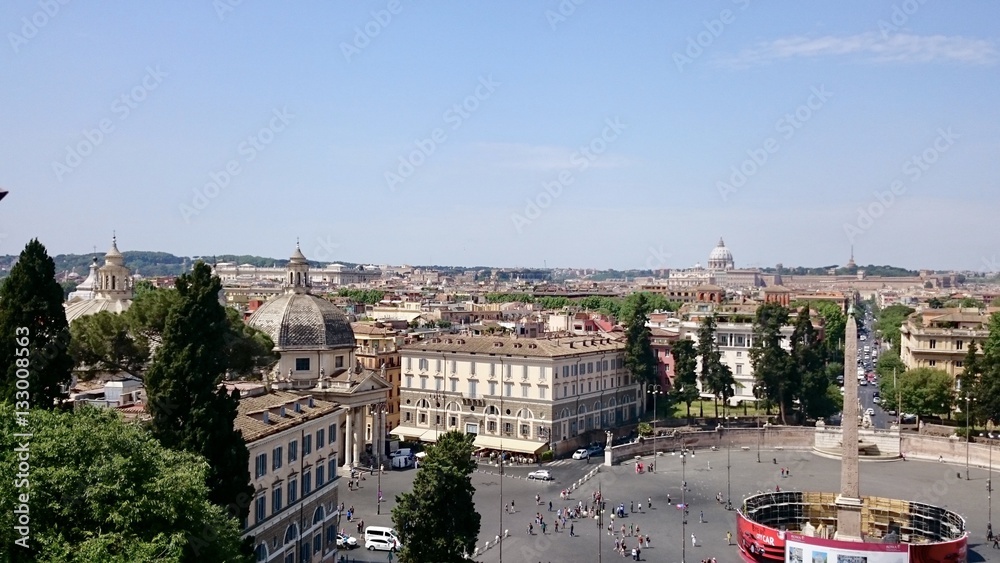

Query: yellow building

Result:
[899,308,996,381]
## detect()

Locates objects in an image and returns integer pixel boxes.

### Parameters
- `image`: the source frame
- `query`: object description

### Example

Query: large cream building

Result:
[393,335,642,456]
[899,308,995,381]
[237,390,343,563]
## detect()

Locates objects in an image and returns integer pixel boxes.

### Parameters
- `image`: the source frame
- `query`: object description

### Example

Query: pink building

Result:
[650,327,678,389]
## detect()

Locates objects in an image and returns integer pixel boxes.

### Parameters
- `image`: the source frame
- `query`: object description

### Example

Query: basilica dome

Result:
[248,293,355,349]
[707,237,735,271]
[247,246,355,351]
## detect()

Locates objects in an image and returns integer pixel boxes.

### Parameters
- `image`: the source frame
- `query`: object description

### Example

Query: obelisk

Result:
[835,305,863,540]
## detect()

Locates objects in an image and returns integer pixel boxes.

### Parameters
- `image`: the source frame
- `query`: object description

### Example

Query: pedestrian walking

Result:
[638,502,642,513]
[648,497,652,509]
[645,534,650,547]
[528,523,533,535]
[700,510,704,523]
[511,499,515,512]
[548,500,553,512]
[691,533,697,547]
[993,536,999,549]
[570,523,574,536]
[727,530,733,545]
[630,501,634,513]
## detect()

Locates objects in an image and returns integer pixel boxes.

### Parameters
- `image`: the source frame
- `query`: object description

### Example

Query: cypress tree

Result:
[0,239,74,409]
[145,261,254,530]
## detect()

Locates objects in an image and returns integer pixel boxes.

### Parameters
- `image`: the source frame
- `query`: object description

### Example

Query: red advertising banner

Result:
[737,512,785,562]
[907,537,967,563]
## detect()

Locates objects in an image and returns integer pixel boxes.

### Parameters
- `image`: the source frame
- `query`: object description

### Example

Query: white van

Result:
[364,526,400,550]
[390,448,414,459]
[390,455,413,469]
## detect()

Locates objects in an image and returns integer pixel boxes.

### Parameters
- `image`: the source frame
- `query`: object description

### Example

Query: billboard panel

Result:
[737,512,786,562]
[786,534,907,563]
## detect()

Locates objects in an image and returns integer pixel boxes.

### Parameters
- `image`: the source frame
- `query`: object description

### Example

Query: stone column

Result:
[343,408,353,470]
[351,408,361,467]
[836,306,863,540]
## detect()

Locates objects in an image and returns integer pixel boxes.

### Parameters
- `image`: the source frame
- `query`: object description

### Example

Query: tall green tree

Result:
[69,311,149,378]
[623,292,658,387]
[750,302,793,424]
[790,307,832,420]
[393,430,480,562]
[0,404,247,563]
[892,367,955,421]
[0,239,74,409]
[670,339,700,418]
[696,314,735,416]
[973,314,1000,424]
[144,262,254,535]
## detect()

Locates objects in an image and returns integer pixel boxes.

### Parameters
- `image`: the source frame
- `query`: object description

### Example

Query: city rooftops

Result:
[400,335,623,357]
[235,390,338,442]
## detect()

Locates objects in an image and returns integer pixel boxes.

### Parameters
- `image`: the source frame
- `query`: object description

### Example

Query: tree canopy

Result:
[392,430,480,562]
[336,288,385,305]
[623,292,658,388]
[696,314,735,413]
[880,367,954,418]
[875,304,915,354]
[670,339,700,418]
[0,404,247,562]
[0,239,74,409]
[750,303,794,423]
[971,314,1000,424]
[144,262,254,533]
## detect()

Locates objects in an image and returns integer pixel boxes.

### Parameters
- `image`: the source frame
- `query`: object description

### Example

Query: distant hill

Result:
[762,264,920,277]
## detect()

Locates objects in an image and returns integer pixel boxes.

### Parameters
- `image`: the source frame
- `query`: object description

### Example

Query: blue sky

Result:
[2,1,998,271]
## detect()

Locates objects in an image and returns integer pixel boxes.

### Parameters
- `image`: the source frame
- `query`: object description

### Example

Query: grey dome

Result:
[248,293,355,349]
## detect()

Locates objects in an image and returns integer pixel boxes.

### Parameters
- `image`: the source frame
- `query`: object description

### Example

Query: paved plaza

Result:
[334,447,995,562]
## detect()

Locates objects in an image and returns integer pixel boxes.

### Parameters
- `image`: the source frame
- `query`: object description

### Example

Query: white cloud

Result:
[469,142,635,171]
[720,33,998,67]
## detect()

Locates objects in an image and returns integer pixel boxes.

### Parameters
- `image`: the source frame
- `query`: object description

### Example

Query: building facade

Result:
[899,308,993,380]
[394,336,642,456]
[238,390,343,563]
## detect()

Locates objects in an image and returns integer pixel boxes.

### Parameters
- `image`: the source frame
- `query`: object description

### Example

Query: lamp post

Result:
[647,384,662,465]
[372,403,388,514]
[966,394,976,481]
[680,448,690,563]
[726,417,733,511]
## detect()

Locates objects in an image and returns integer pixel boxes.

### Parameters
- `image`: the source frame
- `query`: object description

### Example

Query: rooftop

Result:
[235,390,338,442]
[400,335,624,358]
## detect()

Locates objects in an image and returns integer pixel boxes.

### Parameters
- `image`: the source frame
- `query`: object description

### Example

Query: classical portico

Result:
[310,364,392,473]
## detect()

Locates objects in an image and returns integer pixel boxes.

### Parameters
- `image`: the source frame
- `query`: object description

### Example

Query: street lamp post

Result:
[372,403,388,514]
[680,448,690,563]
[726,417,733,511]
[966,394,976,481]
[647,384,662,466]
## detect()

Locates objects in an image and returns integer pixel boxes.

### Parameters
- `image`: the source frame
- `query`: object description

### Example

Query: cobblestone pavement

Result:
[335,449,993,562]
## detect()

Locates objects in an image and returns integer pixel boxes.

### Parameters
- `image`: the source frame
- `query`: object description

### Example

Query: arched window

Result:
[560,408,571,420]
[578,405,588,415]
[515,408,534,420]
[593,400,602,412]
[416,399,430,409]
[485,405,500,416]
[284,523,299,545]
[254,543,268,562]
[312,506,325,525]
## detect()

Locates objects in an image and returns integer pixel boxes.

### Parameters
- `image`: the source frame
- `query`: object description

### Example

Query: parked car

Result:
[587,444,604,456]
[572,449,590,460]
[866,408,875,416]
[365,537,398,552]
[337,533,358,549]
[528,469,553,481]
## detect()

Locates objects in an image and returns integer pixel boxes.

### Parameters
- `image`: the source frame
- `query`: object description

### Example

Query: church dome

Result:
[248,293,355,350]
[708,238,734,270]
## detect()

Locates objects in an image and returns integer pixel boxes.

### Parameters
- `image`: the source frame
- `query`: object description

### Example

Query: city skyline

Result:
[2,2,998,271]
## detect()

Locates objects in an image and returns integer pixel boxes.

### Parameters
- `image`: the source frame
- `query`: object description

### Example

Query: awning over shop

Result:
[389,426,425,439]
[473,435,547,455]
[420,429,445,443]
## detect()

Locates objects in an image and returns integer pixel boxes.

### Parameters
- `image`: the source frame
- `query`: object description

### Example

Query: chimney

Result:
[261,411,270,424]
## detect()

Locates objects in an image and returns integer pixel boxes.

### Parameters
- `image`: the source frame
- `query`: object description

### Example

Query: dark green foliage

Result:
[696,314,736,411]
[791,307,837,419]
[875,304,915,354]
[0,404,247,562]
[69,311,149,377]
[392,431,480,562]
[0,239,74,409]
[750,303,793,423]
[670,339,699,417]
[624,293,658,387]
[144,262,254,530]
[894,368,955,418]
[336,288,385,305]
[973,314,1000,424]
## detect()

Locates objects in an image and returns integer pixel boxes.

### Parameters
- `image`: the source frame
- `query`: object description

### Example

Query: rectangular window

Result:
[419,412,426,423]
[435,377,443,391]
[255,453,267,478]
[521,423,529,436]
[503,422,513,434]
[313,533,322,555]
[327,524,336,547]
[487,420,497,432]
[522,385,529,398]
[327,458,336,480]
[436,358,442,372]
[288,440,298,463]
[506,363,512,378]
[316,429,325,449]
[420,377,427,390]
[956,360,964,368]
[587,362,593,374]
[450,360,456,374]
[335,355,344,368]
[328,423,336,445]
[563,366,569,378]
[572,364,578,376]
[450,416,457,427]
[736,364,743,375]
[505,382,513,397]
[303,470,312,496]
[405,375,412,388]
[469,380,477,397]
[450,379,458,392]
[405,412,411,421]
[295,358,310,371]
[470,361,476,376]
[929,339,937,349]
[466,422,479,434]
[957,340,964,350]
[317,464,325,487]
[490,362,496,376]
[272,486,283,514]
[255,496,266,523]
[929,360,937,367]
[288,478,298,504]
[539,387,547,399]
[303,434,312,456]
[272,446,283,470]
[489,381,497,395]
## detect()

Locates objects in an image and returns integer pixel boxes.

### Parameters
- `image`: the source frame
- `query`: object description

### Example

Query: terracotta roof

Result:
[235,390,338,442]
[400,335,624,357]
